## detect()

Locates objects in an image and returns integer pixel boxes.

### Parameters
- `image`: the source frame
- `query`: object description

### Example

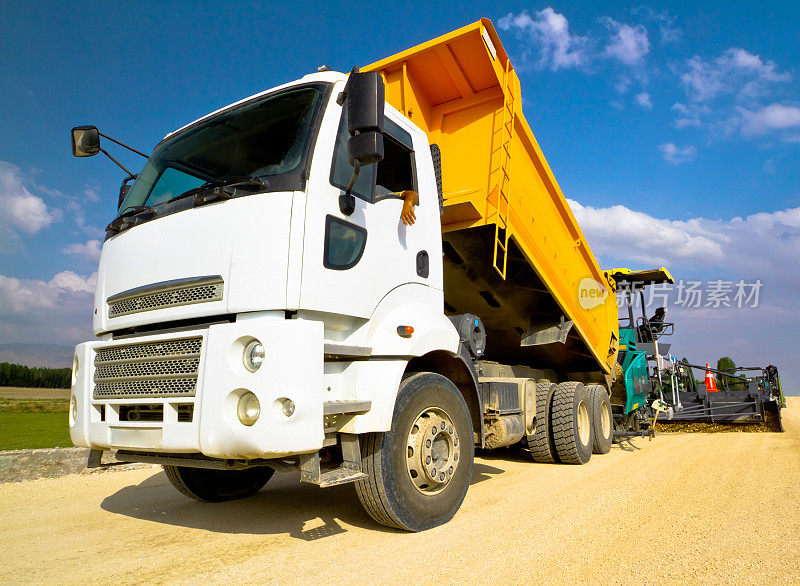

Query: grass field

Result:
[0,398,72,451]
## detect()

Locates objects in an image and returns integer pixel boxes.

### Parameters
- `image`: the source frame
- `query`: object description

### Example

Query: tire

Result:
[587,384,613,455]
[163,465,274,502]
[550,382,593,465]
[354,372,474,532]
[526,379,558,463]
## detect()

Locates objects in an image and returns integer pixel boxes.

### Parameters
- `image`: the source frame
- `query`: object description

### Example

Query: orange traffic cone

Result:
[705,363,719,392]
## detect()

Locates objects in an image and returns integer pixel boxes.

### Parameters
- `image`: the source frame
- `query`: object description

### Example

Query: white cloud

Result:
[499,8,588,71]
[659,142,696,164]
[570,199,800,280]
[0,271,96,346]
[569,199,723,266]
[63,239,103,261]
[49,271,97,293]
[635,92,652,109]
[603,19,650,65]
[82,185,101,203]
[631,6,682,45]
[614,76,631,94]
[679,48,791,103]
[0,161,60,250]
[738,103,800,136]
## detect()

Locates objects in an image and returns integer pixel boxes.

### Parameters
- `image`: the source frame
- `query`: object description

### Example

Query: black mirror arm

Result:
[98,146,136,180]
[98,132,149,159]
[339,159,360,216]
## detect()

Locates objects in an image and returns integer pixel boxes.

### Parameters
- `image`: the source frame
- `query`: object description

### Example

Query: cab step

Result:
[299,433,366,487]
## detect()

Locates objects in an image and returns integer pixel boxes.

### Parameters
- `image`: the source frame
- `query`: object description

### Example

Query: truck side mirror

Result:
[348,131,384,166]
[346,71,385,136]
[339,70,386,215]
[346,71,385,167]
[71,126,100,157]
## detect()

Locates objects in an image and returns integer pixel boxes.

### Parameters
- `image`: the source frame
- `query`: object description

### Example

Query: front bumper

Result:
[70,316,324,459]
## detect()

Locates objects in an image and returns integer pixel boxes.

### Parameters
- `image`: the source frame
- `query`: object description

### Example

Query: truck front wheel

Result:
[163,465,274,502]
[354,372,474,531]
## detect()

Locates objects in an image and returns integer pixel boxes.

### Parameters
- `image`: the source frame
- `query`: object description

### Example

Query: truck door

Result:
[299,102,434,320]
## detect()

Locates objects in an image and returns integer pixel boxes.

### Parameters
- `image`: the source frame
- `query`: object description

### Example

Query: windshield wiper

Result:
[167,175,269,206]
[105,205,155,236]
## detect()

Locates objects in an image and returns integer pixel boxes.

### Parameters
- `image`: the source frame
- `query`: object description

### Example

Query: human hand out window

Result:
[399,190,419,226]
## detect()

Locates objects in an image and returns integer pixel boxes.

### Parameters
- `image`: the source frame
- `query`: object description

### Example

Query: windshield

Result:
[118,84,326,216]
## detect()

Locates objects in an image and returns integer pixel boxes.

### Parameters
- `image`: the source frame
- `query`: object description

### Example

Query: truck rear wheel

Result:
[526,379,558,463]
[550,382,593,464]
[354,372,474,532]
[587,384,613,454]
[163,465,274,502]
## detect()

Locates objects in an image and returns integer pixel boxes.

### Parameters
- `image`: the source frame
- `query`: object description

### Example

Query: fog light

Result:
[237,392,260,426]
[243,339,265,372]
[282,399,295,417]
[69,395,77,427]
[71,354,79,387]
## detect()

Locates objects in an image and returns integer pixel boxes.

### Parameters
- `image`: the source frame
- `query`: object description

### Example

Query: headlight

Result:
[71,353,79,387]
[237,392,260,426]
[69,395,77,427]
[242,339,265,372]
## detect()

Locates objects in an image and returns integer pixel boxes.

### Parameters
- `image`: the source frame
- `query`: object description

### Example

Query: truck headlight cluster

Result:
[237,392,260,426]
[243,339,265,372]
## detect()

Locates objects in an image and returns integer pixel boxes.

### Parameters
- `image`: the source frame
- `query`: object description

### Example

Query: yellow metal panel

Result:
[363,19,619,375]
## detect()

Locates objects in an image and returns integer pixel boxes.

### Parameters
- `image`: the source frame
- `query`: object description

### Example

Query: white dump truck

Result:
[68,20,619,531]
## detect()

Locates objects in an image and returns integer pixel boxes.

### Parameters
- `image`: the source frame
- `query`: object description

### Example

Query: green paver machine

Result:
[607,267,786,434]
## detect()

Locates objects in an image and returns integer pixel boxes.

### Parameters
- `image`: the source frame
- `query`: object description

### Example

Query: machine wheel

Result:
[163,465,274,502]
[550,382,593,464]
[354,372,474,532]
[587,384,613,454]
[526,379,558,463]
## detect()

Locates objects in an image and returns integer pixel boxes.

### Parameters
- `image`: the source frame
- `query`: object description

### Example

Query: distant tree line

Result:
[0,362,71,389]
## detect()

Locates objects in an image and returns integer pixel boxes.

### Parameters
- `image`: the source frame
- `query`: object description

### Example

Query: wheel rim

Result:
[600,400,611,439]
[577,401,591,446]
[406,407,460,495]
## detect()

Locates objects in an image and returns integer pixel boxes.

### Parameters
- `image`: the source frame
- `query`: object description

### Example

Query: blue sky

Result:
[1,1,798,390]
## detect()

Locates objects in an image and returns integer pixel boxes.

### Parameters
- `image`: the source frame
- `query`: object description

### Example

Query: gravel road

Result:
[2,398,798,584]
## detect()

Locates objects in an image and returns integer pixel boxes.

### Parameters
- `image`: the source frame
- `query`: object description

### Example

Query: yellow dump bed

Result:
[363,19,618,377]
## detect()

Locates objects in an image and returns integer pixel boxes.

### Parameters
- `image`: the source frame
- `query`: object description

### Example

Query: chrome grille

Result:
[93,336,202,399]
[108,277,223,317]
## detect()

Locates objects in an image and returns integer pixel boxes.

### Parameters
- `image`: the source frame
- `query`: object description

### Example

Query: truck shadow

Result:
[101,470,393,540]
[101,463,505,539]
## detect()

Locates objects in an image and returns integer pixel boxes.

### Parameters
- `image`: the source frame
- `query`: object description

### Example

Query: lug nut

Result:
[426,456,431,464]
[440,422,446,430]
[426,439,431,448]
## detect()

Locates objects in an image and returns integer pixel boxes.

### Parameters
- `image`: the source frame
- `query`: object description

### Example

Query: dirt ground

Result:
[1,398,798,585]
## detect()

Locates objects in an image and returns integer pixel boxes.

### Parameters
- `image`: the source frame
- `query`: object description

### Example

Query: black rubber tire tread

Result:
[550,382,593,465]
[526,379,558,463]
[587,384,613,455]
[354,372,474,532]
[163,465,273,502]
[354,432,404,529]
